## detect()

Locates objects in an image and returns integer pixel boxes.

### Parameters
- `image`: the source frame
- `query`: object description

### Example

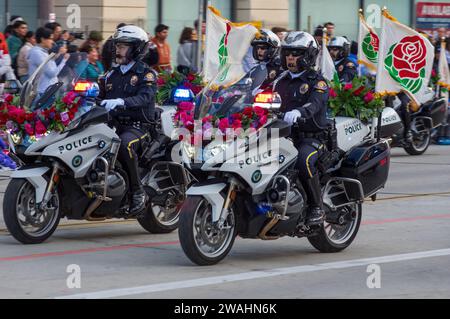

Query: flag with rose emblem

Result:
[358,12,379,71]
[375,9,434,104]
[203,6,258,86]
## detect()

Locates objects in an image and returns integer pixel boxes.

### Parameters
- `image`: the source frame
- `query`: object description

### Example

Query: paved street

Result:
[0,145,449,299]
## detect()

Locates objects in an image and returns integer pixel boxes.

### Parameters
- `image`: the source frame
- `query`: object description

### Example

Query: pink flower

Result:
[4,94,13,103]
[24,123,34,136]
[259,115,268,126]
[329,88,337,98]
[35,120,47,135]
[344,83,353,91]
[254,106,267,117]
[364,92,374,103]
[218,118,230,133]
[202,115,213,124]
[62,91,77,105]
[178,102,194,112]
[60,112,70,126]
[157,78,166,86]
[232,119,242,129]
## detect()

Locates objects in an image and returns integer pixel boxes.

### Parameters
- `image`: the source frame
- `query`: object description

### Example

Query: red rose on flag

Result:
[392,36,427,79]
[370,32,379,52]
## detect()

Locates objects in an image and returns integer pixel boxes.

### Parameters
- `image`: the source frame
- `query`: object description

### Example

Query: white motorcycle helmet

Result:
[113,25,149,61]
[280,31,319,72]
[327,36,350,60]
[251,29,281,62]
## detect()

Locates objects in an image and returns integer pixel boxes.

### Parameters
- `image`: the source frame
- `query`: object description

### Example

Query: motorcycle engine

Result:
[266,174,305,217]
[88,169,127,200]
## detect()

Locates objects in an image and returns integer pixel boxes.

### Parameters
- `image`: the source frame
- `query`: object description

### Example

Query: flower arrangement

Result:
[0,91,81,146]
[328,76,384,123]
[173,101,270,142]
[156,71,204,105]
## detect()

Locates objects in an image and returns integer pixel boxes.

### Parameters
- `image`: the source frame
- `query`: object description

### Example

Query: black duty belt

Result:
[297,131,327,140]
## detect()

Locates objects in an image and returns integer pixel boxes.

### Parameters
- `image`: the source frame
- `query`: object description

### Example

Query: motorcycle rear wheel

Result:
[307,203,361,253]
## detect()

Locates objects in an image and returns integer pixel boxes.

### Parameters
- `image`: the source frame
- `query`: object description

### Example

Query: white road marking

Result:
[55,248,450,299]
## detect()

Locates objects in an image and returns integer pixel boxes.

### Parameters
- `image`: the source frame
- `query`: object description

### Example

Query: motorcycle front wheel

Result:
[178,196,237,266]
[3,178,61,244]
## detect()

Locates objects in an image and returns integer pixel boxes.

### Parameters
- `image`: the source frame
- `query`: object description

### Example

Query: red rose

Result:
[24,123,34,136]
[62,91,77,105]
[392,36,427,79]
[157,78,166,86]
[4,94,13,103]
[254,106,267,117]
[191,85,203,95]
[344,83,353,91]
[25,112,34,122]
[218,118,230,133]
[35,120,47,135]
[186,74,196,82]
[370,31,379,52]
[329,88,337,98]
[364,92,374,103]
[352,86,365,96]
[231,113,243,121]
[243,107,253,117]
[231,119,242,129]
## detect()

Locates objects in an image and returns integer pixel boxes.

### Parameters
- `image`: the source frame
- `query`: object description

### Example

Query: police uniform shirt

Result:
[275,69,329,132]
[261,57,283,89]
[99,60,157,121]
[335,57,357,83]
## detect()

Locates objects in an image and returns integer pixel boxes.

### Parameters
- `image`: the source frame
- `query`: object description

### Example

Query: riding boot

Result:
[304,174,325,226]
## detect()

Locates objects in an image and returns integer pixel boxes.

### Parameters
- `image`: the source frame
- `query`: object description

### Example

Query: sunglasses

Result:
[284,50,305,57]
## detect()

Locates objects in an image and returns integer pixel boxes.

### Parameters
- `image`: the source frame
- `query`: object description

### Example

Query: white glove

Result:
[101,98,125,111]
[284,109,301,125]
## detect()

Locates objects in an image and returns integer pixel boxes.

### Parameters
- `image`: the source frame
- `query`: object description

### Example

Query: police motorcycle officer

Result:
[248,29,283,91]
[274,31,329,226]
[328,36,357,83]
[98,25,158,216]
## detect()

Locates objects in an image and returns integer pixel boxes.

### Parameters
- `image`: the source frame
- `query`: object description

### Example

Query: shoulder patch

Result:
[315,80,328,91]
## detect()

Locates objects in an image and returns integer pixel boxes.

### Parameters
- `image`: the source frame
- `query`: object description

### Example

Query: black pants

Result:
[117,126,148,192]
[397,93,412,135]
[295,138,323,181]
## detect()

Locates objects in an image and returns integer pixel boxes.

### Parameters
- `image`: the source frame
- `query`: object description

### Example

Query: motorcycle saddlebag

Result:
[339,140,390,199]
[419,98,448,128]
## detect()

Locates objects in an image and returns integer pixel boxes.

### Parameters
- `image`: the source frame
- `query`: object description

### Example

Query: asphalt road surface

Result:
[0,145,449,299]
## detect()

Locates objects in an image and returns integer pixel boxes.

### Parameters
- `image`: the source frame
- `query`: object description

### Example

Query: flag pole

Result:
[196,0,205,72]
[358,8,363,77]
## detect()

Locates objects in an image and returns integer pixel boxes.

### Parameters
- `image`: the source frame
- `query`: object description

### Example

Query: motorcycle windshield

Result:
[19,52,89,109]
[194,66,267,120]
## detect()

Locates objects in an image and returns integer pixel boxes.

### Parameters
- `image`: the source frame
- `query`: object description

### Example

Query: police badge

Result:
[130,75,139,86]
[299,83,309,95]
